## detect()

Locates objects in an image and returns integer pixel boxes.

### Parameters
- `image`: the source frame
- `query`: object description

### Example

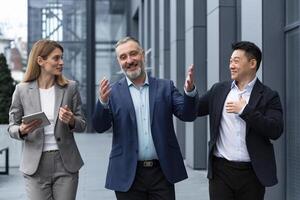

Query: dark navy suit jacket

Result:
[198,79,283,187]
[92,76,199,192]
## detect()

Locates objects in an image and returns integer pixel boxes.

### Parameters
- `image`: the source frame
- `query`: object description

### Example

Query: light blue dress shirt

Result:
[100,75,197,161]
[126,76,158,160]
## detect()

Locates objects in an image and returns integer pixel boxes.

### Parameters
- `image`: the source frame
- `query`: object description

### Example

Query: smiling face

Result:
[229,49,257,83]
[38,47,64,76]
[116,40,146,82]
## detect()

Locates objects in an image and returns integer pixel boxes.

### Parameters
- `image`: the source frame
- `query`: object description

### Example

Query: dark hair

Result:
[232,41,262,71]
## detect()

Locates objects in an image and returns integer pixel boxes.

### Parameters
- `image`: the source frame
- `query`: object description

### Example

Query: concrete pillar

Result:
[159,0,170,79]
[185,0,207,169]
[170,0,186,157]
[150,0,159,76]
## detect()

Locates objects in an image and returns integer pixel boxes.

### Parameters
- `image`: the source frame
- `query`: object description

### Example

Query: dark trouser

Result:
[115,160,175,200]
[209,156,265,200]
[23,151,79,200]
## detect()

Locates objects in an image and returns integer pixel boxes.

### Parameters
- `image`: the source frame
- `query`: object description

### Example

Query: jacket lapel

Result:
[215,82,232,127]
[28,81,42,112]
[148,77,157,125]
[248,79,263,109]
[118,78,136,123]
[245,79,264,134]
[54,84,65,124]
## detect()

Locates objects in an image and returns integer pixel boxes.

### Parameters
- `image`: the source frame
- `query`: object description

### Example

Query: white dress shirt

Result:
[214,77,257,162]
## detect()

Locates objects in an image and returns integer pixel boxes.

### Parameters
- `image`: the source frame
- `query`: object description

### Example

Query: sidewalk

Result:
[0,133,209,200]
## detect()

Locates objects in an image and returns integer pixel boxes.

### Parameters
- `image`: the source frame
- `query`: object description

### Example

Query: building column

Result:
[241,0,262,78]
[143,0,151,71]
[138,0,144,44]
[86,0,95,132]
[262,1,285,199]
[185,0,207,169]
[170,0,186,157]
[207,0,220,88]
[159,0,170,79]
[150,0,159,76]
[219,0,237,81]
[207,0,237,89]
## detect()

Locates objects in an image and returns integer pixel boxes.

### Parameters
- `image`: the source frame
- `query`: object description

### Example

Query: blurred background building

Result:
[0,0,298,199]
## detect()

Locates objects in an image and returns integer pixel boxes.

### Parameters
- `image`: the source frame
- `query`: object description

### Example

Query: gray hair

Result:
[114,36,143,52]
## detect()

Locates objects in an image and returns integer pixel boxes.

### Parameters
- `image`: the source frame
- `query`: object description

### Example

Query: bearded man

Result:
[92,36,199,200]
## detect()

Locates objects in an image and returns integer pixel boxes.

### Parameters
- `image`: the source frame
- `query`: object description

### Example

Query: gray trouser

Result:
[23,151,79,200]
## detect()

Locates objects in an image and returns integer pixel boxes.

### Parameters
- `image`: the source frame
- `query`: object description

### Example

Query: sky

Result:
[0,0,27,40]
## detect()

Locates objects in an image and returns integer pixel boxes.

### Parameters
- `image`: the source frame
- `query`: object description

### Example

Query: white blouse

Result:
[39,85,58,152]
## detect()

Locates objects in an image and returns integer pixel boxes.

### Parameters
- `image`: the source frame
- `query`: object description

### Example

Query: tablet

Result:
[22,111,51,128]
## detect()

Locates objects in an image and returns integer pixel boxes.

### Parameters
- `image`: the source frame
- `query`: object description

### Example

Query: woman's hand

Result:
[59,105,75,128]
[19,119,42,136]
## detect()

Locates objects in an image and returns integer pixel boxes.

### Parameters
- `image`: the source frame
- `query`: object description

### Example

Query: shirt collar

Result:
[231,76,257,92]
[126,74,149,88]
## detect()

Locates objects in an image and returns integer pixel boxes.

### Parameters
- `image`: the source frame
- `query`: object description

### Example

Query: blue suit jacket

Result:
[92,76,198,192]
[198,79,283,187]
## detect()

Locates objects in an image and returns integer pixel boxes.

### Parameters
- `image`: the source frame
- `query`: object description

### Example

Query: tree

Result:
[0,53,15,124]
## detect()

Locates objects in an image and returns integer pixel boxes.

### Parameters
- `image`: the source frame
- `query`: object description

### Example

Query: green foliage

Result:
[0,53,15,124]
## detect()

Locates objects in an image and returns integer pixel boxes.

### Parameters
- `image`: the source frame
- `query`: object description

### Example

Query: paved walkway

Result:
[0,133,209,200]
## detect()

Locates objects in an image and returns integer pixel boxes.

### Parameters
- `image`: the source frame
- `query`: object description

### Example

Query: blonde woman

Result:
[8,39,86,200]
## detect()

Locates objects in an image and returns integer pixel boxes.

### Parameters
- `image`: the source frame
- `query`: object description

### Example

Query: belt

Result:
[137,159,160,168]
[213,156,252,169]
[43,150,59,153]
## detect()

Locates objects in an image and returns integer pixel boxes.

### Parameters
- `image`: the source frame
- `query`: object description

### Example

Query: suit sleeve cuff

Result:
[99,98,109,109]
[19,128,27,140]
[184,86,197,97]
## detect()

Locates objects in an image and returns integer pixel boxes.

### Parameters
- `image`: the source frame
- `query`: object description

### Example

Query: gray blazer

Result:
[8,80,86,175]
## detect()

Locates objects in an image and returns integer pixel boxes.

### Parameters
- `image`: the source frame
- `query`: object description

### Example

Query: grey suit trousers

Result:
[23,151,79,200]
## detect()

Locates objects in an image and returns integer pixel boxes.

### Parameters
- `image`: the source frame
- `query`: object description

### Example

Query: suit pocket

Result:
[109,145,123,159]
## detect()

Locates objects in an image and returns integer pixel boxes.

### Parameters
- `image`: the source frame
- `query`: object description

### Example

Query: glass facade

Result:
[28,0,87,110]
[95,0,126,94]
[28,0,126,123]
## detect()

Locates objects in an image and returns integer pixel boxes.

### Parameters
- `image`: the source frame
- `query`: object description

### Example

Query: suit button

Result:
[56,137,61,142]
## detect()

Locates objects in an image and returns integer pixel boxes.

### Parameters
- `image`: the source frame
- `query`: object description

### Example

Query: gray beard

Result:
[124,66,145,81]
[126,67,141,80]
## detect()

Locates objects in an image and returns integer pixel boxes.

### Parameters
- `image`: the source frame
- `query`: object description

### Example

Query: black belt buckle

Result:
[143,160,154,167]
